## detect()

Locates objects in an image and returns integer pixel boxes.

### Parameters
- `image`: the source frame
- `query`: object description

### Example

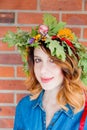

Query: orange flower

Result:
[57,28,74,41]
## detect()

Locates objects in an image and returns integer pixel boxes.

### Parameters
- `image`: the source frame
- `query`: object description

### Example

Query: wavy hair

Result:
[26,44,87,113]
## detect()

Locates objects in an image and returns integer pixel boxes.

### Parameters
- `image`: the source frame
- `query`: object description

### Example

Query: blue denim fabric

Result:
[14,90,87,130]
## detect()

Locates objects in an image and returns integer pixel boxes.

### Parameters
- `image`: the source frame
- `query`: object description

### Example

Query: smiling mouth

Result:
[41,77,54,83]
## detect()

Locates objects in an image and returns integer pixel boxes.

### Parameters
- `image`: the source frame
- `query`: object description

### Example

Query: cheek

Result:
[34,64,40,72]
[34,65,40,79]
[53,66,63,77]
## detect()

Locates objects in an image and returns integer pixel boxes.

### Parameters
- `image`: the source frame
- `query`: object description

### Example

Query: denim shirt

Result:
[14,90,87,130]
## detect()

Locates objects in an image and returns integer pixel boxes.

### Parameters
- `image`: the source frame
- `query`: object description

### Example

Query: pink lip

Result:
[41,77,54,83]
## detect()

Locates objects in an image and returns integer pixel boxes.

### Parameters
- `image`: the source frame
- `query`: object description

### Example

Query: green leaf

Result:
[43,14,57,28]
[78,55,87,73]
[2,29,30,48]
[66,44,73,56]
[30,42,40,47]
[2,31,17,47]
[43,14,66,35]
[45,39,66,61]
[30,26,38,37]
[54,22,66,33]
[81,75,87,86]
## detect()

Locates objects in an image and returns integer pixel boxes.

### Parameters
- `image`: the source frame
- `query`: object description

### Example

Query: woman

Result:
[3,14,87,130]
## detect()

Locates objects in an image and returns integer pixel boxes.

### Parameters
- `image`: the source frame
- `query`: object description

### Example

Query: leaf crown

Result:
[2,14,87,86]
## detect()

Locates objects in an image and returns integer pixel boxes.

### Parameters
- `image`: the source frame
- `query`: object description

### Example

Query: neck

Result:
[43,86,61,106]
[42,86,62,128]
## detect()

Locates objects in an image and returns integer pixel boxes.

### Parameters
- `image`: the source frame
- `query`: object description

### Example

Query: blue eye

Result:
[34,58,41,63]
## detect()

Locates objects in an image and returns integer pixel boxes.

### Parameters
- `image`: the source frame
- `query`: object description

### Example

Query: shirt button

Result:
[44,120,46,124]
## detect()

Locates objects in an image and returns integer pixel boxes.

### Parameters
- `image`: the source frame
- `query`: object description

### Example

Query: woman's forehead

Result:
[34,47,49,58]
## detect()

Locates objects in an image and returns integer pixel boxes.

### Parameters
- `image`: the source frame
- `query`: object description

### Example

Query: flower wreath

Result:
[2,14,87,86]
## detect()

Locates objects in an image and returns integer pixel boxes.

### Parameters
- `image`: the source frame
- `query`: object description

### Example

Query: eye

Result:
[49,58,54,63]
[34,58,42,63]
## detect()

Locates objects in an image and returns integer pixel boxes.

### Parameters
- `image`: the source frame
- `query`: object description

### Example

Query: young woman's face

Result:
[34,47,64,91]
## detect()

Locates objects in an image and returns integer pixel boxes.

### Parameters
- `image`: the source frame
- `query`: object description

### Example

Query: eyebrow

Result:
[34,56,41,58]
[34,55,51,60]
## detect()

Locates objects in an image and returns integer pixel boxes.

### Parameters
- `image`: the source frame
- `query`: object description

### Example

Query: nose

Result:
[40,63,48,75]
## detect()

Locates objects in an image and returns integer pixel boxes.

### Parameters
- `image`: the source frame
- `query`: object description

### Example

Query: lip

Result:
[41,77,54,83]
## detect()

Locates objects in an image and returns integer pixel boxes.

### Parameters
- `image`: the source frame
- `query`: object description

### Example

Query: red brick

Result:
[17,66,26,77]
[0,106,15,116]
[0,54,22,64]
[70,27,81,38]
[0,26,33,38]
[83,28,87,39]
[16,93,28,103]
[81,41,87,47]
[0,0,37,10]
[0,80,26,90]
[0,66,14,77]
[0,93,14,103]
[62,14,87,25]
[40,0,82,11]
[0,118,13,128]
[0,40,14,51]
[18,13,43,24]
[18,13,59,24]
[0,12,15,23]
[84,0,87,10]
[0,26,17,38]
[19,26,32,32]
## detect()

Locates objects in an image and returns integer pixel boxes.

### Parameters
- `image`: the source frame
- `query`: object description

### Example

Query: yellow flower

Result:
[57,28,74,41]
[34,34,41,41]
[41,36,46,41]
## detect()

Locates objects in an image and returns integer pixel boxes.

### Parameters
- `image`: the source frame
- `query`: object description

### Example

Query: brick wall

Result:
[0,0,87,129]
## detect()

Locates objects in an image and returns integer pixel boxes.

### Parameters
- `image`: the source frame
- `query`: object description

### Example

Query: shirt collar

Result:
[63,104,74,118]
[32,90,44,110]
[32,90,74,118]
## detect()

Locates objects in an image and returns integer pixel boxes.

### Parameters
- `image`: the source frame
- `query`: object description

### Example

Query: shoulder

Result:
[16,95,34,111]
[65,104,84,119]
[18,95,30,105]
[15,90,44,113]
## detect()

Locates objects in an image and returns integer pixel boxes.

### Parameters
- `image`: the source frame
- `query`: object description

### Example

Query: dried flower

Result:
[38,25,49,36]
